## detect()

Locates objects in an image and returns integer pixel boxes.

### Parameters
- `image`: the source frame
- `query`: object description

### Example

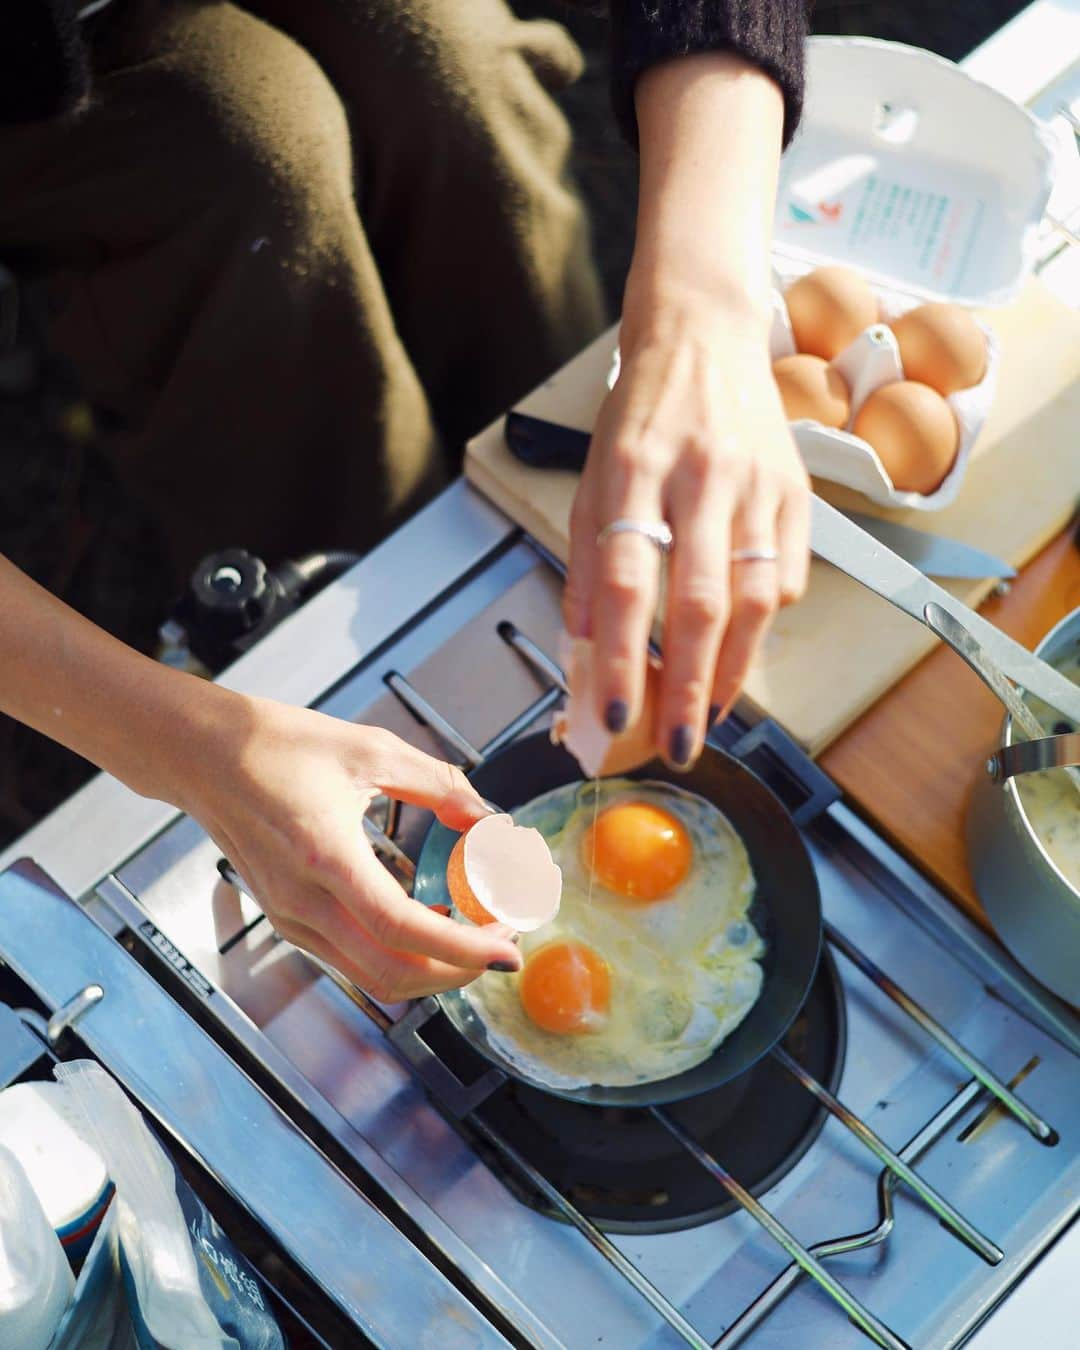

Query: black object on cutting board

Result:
[504,411,590,471]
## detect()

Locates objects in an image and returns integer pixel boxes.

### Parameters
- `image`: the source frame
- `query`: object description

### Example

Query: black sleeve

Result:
[610,1,808,151]
[1,1,90,124]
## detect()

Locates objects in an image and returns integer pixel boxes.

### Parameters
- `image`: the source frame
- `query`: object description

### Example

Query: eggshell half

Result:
[447,814,562,932]
[551,634,661,778]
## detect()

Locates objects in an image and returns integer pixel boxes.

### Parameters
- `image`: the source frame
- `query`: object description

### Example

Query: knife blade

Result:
[810,496,1080,725]
[844,513,1014,580]
[504,412,1014,579]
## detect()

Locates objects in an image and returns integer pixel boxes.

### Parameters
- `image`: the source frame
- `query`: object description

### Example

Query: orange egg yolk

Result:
[519,941,611,1035]
[581,801,692,901]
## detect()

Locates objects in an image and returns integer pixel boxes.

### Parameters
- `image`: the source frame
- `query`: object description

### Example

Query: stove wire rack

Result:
[220,618,1057,1350]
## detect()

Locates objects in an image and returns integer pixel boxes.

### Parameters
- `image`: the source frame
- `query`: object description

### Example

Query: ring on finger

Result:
[730,547,779,564]
[596,518,674,555]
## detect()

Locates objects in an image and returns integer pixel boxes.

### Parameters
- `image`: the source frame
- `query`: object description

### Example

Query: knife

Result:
[503,412,1015,579]
[810,497,1080,726]
[843,513,1014,580]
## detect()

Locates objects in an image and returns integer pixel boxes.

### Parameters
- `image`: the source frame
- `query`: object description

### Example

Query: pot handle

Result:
[987,732,1080,785]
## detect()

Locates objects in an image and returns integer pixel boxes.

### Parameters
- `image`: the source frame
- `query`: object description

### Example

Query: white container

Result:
[770,37,1059,509]
[0,1144,74,1350]
[0,1082,111,1264]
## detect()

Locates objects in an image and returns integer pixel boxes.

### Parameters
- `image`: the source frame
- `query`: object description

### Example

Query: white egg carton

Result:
[766,37,1057,510]
[768,264,1001,510]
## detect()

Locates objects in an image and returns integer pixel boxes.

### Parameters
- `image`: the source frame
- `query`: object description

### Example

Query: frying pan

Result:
[413,730,822,1108]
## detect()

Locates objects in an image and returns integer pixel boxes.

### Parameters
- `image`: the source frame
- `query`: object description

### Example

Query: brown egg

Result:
[853,381,959,494]
[772,354,851,428]
[784,266,879,360]
[891,302,987,396]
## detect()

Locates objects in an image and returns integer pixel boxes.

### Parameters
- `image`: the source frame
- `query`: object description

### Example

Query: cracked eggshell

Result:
[551,633,661,779]
[447,814,562,932]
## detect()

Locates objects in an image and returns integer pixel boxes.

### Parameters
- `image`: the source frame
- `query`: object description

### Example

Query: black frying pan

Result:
[413,730,822,1108]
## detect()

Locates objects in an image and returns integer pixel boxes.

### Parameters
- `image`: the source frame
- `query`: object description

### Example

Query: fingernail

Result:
[669,724,693,768]
[707,704,721,727]
[605,699,629,734]
[431,904,451,917]
[487,960,521,974]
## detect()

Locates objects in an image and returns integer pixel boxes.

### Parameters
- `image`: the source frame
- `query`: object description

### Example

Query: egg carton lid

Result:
[774,38,1059,308]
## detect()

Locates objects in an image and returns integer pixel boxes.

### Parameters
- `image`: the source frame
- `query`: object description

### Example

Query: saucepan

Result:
[808,497,1080,1005]
[412,729,823,1107]
[966,604,1080,1005]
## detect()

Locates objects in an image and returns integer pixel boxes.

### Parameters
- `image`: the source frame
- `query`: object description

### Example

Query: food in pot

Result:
[772,353,851,427]
[852,380,959,493]
[463,777,764,1089]
[447,813,562,930]
[784,265,879,360]
[892,302,987,396]
[1014,645,1080,894]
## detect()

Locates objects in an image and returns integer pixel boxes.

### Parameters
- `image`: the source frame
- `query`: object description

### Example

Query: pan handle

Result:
[723,719,841,828]
[387,997,508,1118]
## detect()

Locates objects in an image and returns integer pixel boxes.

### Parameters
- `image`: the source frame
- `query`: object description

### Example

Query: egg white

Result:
[463,778,764,1089]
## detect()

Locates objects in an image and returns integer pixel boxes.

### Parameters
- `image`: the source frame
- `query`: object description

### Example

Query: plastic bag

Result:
[54,1062,283,1350]
[50,1202,133,1350]
[0,1142,74,1350]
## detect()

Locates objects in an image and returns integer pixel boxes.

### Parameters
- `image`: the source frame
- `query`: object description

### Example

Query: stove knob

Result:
[174,548,288,671]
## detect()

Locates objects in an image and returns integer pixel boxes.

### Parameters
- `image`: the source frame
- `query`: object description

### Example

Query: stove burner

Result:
[421,949,845,1234]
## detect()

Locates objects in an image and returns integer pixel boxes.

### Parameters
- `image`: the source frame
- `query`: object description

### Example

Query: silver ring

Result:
[596,518,674,555]
[731,548,779,564]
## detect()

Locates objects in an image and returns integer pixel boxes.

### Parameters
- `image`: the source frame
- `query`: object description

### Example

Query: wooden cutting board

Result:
[465,278,1080,754]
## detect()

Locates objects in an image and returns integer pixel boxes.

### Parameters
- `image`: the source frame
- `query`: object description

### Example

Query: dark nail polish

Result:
[669,724,693,768]
[707,704,721,727]
[487,960,520,974]
[605,699,629,734]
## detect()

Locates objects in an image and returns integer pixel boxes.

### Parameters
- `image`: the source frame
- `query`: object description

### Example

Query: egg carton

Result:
[763,36,1061,511]
[768,262,1000,511]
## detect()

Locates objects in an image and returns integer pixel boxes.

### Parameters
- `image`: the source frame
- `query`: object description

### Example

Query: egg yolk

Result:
[519,941,611,1035]
[581,801,692,901]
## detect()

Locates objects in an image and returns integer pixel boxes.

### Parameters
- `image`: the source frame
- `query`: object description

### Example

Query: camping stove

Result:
[1,481,1078,1349]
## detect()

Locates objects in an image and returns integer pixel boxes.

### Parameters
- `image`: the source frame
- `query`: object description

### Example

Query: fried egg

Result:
[463,778,764,1089]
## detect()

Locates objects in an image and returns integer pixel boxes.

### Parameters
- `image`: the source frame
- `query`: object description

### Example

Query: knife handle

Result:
[504,412,591,471]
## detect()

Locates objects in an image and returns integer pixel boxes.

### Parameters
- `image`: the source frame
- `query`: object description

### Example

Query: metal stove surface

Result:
[92,514,1080,1350]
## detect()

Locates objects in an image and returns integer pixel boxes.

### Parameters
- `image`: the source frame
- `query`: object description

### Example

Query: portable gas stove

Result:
[1,480,1078,1349]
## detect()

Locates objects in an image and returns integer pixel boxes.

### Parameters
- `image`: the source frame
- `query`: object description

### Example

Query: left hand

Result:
[563,303,810,769]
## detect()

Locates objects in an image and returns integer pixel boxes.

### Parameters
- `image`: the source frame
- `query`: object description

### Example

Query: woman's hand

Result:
[0,552,521,1001]
[564,49,809,768]
[178,695,522,1000]
[565,307,808,767]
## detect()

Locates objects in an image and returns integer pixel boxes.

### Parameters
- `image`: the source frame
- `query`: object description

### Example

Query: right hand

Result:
[173,691,522,1000]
